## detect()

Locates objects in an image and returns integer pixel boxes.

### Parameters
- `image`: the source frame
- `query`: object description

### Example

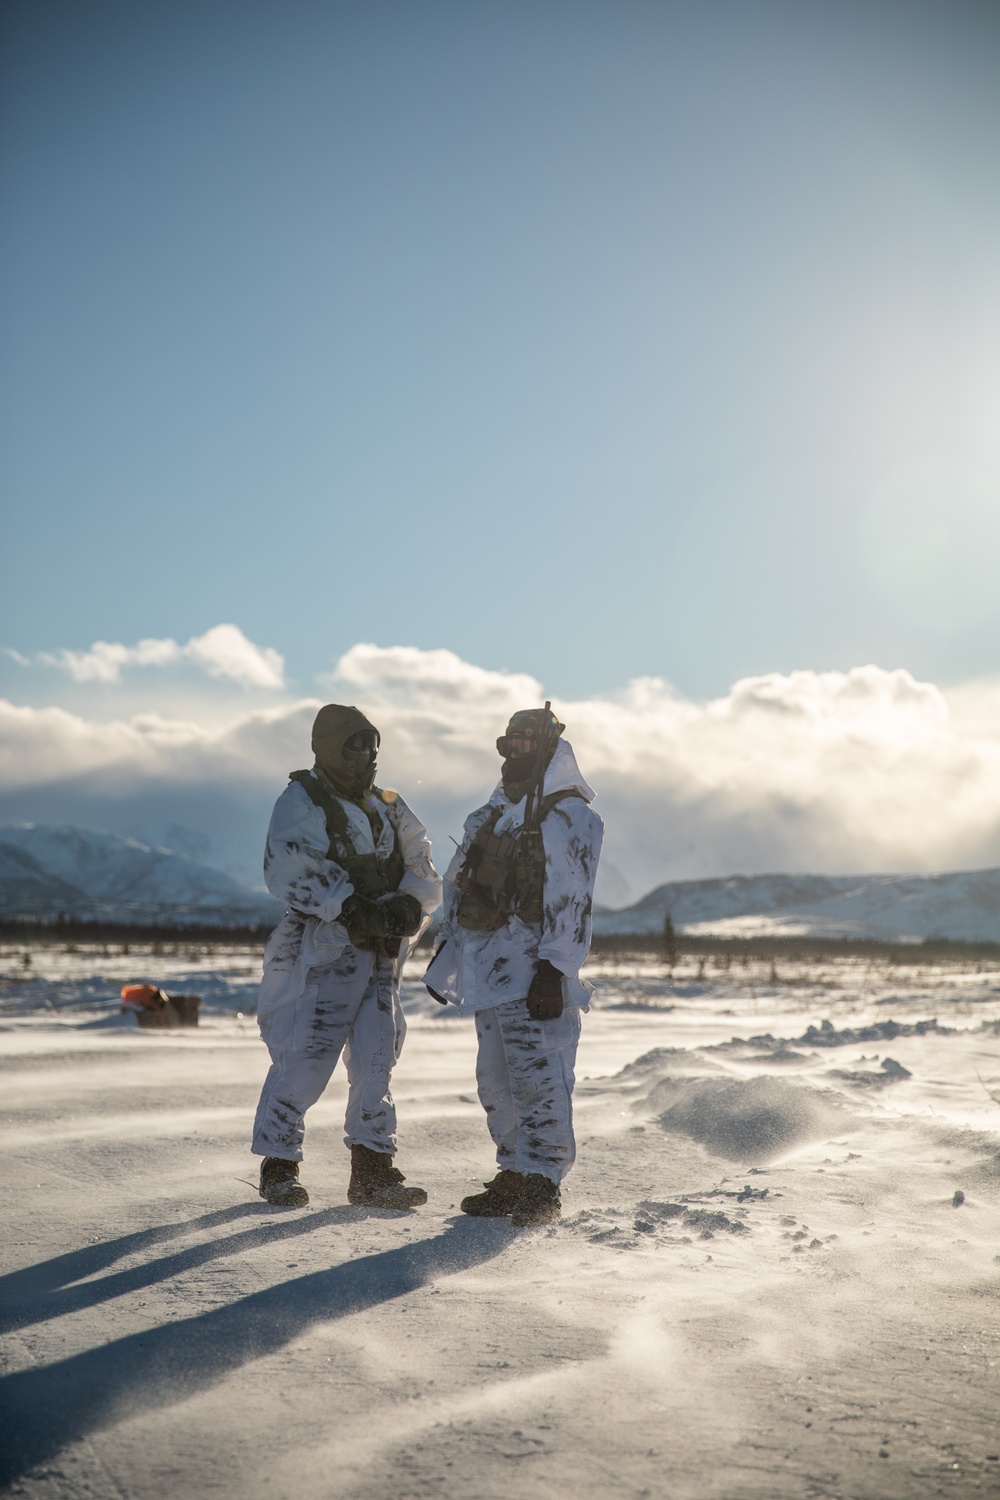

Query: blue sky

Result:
[3,2,1000,895]
[4,0,1000,702]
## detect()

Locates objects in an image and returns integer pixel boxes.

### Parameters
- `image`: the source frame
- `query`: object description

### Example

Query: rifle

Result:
[523,700,557,833]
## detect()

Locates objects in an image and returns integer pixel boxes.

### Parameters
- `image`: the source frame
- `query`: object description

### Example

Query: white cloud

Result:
[4,644,1000,900]
[184,625,286,689]
[333,643,540,709]
[0,698,311,793]
[20,624,285,689]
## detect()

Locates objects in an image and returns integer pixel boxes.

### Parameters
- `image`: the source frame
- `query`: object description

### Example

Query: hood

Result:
[310,702,380,799]
[492,737,595,805]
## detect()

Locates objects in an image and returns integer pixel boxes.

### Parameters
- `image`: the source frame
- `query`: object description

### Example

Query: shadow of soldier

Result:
[0,1200,364,1336]
[0,1215,517,1486]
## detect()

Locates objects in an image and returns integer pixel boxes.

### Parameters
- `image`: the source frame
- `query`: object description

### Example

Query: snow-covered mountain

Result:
[0,841,83,915]
[0,825,282,925]
[593,868,1000,942]
[7,822,1000,941]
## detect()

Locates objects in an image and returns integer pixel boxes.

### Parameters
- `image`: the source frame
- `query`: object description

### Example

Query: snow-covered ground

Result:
[2,944,999,1498]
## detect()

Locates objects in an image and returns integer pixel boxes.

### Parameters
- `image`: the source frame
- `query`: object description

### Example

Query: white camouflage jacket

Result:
[424,739,603,1014]
[257,774,442,1022]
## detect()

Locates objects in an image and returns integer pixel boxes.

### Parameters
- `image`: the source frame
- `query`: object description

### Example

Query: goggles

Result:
[496,733,537,758]
[344,730,379,753]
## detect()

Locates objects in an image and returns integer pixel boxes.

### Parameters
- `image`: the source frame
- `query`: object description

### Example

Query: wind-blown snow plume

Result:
[3,641,1000,896]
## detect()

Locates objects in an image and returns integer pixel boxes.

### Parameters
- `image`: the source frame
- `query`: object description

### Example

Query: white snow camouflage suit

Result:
[252,775,441,1161]
[424,738,603,1184]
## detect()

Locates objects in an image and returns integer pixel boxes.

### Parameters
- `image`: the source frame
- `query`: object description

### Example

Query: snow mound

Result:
[613,1046,701,1078]
[647,1075,843,1163]
[710,1017,951,1055]
[968,1151,1000,1187]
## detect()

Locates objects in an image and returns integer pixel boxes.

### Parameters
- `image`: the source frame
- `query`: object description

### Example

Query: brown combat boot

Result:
[510,1172,561,1227]
[348,1144,427,1209]
[259,1157,309,1208]
[460,1169,525,1217]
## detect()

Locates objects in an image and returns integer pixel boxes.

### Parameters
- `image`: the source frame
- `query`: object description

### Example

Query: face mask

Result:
[340,734,376,790]
[501,753,539,803]
[313,713,380,799]
[312,707,380,791]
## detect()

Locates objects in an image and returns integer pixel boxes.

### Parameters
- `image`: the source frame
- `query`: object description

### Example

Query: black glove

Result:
[526,959,564,1021]
[379,892,423,938]
[339,893,387,940]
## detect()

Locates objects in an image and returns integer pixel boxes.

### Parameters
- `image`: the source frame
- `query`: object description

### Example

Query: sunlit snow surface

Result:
[3,943,1000,1497]
[0,941,266,1021]
[3,944,1000,1132]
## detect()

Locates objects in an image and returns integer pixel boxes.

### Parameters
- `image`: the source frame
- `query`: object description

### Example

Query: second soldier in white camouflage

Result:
[424,706,603,1225]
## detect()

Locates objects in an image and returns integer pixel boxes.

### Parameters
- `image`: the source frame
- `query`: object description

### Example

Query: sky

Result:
[3,1,1000,900]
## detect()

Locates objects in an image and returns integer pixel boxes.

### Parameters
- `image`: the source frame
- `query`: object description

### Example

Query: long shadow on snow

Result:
[0,1203,262,1332]
[0,1217,515,1486]
[0,1202,375,1335]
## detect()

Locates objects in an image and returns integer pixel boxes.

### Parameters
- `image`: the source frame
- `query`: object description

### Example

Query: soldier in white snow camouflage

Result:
[424,706,603,1225]
[252,703,441,1209]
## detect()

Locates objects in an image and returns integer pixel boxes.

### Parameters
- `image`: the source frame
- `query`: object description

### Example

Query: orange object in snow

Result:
[119,984,201,1028]
[121,984,166,1010]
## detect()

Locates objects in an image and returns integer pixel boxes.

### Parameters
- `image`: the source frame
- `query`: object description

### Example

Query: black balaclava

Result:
[499,707,565,803]
[311,703,380,801]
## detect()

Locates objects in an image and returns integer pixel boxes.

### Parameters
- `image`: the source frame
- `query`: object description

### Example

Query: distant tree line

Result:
[0,916,275,946]
[4,914,1000,966]
[591,929,1000,964]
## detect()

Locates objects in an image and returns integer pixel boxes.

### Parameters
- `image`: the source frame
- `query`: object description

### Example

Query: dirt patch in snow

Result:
[564,1187,769,1250]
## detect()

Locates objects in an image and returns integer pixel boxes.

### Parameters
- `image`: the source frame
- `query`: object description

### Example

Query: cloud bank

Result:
[7,625,285,689]
[3,639,1000,902]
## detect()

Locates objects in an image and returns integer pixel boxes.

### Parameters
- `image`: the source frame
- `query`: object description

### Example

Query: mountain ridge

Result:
[592,867,1000,942]
[5,823,1000,941]
[0,824,281,925]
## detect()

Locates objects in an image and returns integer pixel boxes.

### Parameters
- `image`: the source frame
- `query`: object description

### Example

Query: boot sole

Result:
[348,1187,427,1209]
[511,1204,561,1227]
[260,1187,309,1208]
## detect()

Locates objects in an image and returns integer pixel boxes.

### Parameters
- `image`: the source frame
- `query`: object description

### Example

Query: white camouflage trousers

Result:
[252,950,405,1161]
[474,998,582,1185]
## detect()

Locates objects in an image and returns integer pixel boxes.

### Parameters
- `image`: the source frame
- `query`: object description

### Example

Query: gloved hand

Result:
[526,958,564,1020]
[339,892,387,940]
[379,892,423,938]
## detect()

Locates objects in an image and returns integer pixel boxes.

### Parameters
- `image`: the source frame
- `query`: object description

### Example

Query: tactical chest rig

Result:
[455,789,583,932]
[290,770,405,954]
